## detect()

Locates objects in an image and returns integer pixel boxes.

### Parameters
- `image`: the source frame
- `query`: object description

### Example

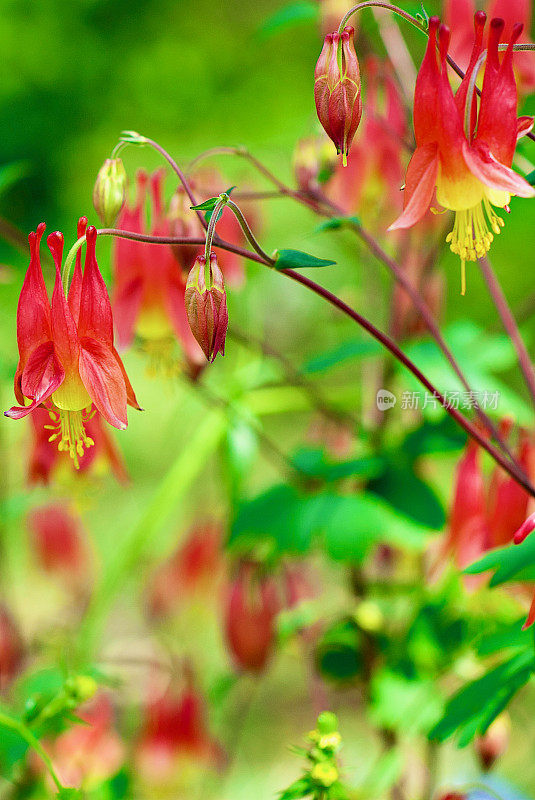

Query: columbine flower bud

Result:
[93,158,127,227]
[314,26,362,165]
[185,254,228,363]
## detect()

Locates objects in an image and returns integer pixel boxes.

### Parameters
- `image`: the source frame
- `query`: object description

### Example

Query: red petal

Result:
[6,342,64,419]
[113,277,144,349]
[78,337,128,429]
[444,0,477,69]
[462,140,535,197]
[49,233,80,372]
[477,18,522,166]
[388,144,439,230]
[16,223,51,368]
[112,346,142,410]
[78,227,114,344]
[413,18,441,147]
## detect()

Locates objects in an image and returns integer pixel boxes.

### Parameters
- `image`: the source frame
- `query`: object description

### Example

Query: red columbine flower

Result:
[113,170,205,376]
[326,57,408,219]
[389,14,535,293]
[136,671,224,788]
[147,522,223,619]
[224,562,280,672]
[0,605,24,691]
[314,25,362,164]
[444,0,535,95]
[27,503,92,590]
[5,220,140,467]
[442,439,490,574]
[28,405,128,485]
[185,253,228,363]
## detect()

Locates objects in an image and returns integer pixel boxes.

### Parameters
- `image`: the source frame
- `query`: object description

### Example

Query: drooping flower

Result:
[5,220,141,468]
[113,170,205,377]
[136,671,224,789]
[314,25,362,164]
[27,503,92,590]
[474,713,510,771]
[185,253,228,363]
[46,694,125,791]
[444,0,535,95]
[224,561,280,672]
[442,439,490,573]
[0,605,24,691]
[147,522,223,619]
[27,405,129,485]
[389,14,535,294]
[326,57,408,219]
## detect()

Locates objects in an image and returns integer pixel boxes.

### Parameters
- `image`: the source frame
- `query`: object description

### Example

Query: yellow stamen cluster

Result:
[138,336,180,379]
[45,408,95,469]
[446,199,505,295]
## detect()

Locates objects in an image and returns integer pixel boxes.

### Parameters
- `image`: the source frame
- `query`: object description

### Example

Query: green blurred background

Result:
[2,1,535,798]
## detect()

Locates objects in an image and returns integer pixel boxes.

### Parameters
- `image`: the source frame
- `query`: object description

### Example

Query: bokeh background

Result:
[2,1,535,799]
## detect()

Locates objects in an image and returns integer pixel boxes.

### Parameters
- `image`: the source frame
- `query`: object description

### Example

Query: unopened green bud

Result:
[64,674,98,705]
[317,711,339,736]
[93,157,127,226]
[311,762,338,787]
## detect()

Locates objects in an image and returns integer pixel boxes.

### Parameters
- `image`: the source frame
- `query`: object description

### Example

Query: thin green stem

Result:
[226,199,274,264]
[61,235,86,293]
[338,1,426,36]
[0,711,64,792]
[204,195,229,264]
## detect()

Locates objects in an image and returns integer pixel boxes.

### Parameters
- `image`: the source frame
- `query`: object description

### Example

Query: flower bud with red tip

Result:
[224,562,280,672]
[475,713,510,771]
[185,254,228,363]
[93,158,127,227]
[314,26,362,164]
[0,606,24,691]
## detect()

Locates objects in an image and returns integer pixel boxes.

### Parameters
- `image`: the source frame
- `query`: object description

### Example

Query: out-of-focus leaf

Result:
[360,747,404,798]
[230,485,433,560]
[278,776,314,800]
[0,161,30,197]
[291,447,384,483]
[315,215,361,233]
[464,533,535,586]
[430,649,535,745]
[259,1,318,37]
[370,669,444,735]
[315,619,362,682]
[476,619,533,656]
[369,457,445,529]
[303,339,382,373]
[274,249,336,270]
[402,416,466,458]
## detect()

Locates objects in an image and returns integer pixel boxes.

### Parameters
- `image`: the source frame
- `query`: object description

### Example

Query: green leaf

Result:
[205,187,236,223]
[274,249,336,270]
[303,339,382,373]
[291,447,384,483]
[0,160,30,197]
[370,670,444,735]
[527,169,535,186]
[369,457,445,530]
[430,649,534,744]
[259,1,318,37]
[191,196,219,211]
[315,619,363,682]
[315,215,361,233]
[464,532,535,587]
[278,776,314,800]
